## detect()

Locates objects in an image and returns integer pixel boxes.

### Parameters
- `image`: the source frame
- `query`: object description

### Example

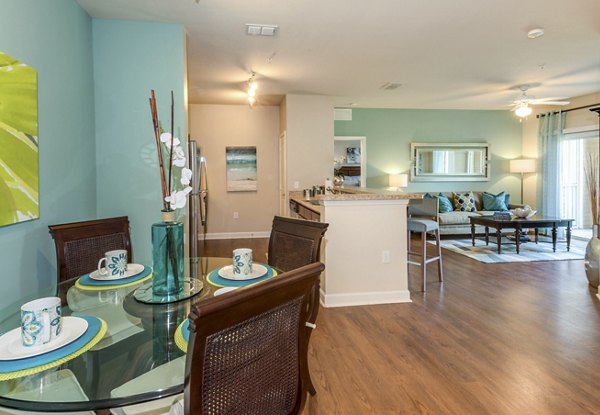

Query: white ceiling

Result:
[77,0,600,109]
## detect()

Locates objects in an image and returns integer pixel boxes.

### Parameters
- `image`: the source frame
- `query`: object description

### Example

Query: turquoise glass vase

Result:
[151,210,184,301]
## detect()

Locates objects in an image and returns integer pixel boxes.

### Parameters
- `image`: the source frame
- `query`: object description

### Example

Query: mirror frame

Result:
[410,142,490,182]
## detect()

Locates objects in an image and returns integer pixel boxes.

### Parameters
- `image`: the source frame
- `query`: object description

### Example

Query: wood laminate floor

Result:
[199,238,600,415]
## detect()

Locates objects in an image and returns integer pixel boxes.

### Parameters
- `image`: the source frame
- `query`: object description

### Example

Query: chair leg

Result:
[421,230,427,292]
[435,229,443,282]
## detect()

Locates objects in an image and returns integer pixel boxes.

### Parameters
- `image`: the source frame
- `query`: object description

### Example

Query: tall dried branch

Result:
[584,152,599,225]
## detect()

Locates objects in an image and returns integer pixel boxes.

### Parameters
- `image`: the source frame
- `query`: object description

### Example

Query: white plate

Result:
[0,316,89,360]
[217,264,268,281]
[90,263,145,281]
[214,287,239,296]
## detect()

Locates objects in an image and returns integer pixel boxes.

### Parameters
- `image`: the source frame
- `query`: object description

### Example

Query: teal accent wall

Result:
[0,0,96,312]
[93,20,187,263]
[335,109,523,196]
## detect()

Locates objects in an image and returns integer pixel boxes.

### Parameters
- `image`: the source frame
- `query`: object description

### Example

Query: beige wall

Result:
[284,94,334,191]
[522,91,600,208]
[189,104,280,236]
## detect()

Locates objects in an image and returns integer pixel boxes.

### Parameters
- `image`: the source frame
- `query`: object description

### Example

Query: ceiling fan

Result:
[510,85,570,118]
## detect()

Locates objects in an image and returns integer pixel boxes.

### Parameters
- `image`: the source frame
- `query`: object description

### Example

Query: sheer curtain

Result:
[537,111,565,234]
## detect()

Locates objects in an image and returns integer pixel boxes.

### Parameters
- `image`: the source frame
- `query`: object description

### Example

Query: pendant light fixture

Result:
[247,72,257,107]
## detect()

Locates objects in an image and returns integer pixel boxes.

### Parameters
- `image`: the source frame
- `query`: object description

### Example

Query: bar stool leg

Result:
[421,230,427,292]
[435,229,443,282]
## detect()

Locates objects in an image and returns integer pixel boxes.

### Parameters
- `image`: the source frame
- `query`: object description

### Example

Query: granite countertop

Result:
[290,187,422,204]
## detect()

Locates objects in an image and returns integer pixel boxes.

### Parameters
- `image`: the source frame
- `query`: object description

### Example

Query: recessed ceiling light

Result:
[527,28,545,39]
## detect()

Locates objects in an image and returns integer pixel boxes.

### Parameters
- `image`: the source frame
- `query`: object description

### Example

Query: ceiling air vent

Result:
[246,24,278,36]
[334,108,352,121]
[380,82,402,90]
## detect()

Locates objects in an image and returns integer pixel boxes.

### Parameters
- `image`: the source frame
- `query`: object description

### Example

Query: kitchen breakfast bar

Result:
[289,188,421,308]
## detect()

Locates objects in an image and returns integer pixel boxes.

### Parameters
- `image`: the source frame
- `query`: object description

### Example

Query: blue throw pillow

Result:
[483,191,508,211]
[437,193,453,213]
[424,192,433,198]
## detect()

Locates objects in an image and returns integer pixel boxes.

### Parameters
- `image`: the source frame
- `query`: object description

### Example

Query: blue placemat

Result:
[207,263,277,288]
[0,316,103,374]
[77,265,152,288]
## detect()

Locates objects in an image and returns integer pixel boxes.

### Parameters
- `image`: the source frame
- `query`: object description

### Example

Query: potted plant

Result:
[584,106,600,288]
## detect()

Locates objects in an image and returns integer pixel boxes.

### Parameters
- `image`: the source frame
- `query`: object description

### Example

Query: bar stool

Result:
[407,198,443,292]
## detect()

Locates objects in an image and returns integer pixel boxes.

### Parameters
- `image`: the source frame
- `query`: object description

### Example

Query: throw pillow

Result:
[483,191,509,211]
[437,193,453,213]
[452,191,476,212]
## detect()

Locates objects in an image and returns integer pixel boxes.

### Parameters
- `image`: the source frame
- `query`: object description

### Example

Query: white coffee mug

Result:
[98,249,128,277]
[233,248,253,277]
[21,297,62,347]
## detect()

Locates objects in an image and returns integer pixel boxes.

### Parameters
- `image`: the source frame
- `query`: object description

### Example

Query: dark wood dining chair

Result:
[267,216,328,272]
[48,216,132,298]
[267,215,328,395]
[183,261,325,415]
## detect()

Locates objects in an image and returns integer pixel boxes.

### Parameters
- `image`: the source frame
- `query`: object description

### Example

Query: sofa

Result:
[423,191,524,235]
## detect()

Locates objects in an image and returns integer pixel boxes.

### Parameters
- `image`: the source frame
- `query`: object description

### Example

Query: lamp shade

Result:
[509,159,536,174]
[389,173,408,188]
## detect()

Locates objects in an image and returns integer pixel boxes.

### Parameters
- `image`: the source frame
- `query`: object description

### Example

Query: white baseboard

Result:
[201,231,270,240]
[319,289,412,308]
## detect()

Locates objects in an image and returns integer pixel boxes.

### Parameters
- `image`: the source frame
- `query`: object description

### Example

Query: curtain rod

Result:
[536,103,600,118]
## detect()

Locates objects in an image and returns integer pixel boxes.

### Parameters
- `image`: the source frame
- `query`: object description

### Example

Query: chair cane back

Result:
[184,262,325,415]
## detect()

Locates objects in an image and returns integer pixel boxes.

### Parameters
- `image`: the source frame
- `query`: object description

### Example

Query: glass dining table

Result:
[0,256,273,413]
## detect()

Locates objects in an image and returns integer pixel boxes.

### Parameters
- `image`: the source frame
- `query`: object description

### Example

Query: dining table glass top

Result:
[0,256,275,412]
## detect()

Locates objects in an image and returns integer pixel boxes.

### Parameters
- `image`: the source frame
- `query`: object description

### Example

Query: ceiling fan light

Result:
[515,105,532,118]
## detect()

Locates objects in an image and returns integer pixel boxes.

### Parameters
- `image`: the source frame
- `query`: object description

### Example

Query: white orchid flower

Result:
[160,132,180,148]
[181,168,193,186]
[172,145,186,167]
[165,187,192,209]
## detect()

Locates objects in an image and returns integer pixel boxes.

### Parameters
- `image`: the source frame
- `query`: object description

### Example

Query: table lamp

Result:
[389,173,408,191]
[509,159,535,204]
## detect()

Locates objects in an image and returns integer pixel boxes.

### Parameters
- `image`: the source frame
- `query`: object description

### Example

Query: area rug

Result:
[434,237,587,264]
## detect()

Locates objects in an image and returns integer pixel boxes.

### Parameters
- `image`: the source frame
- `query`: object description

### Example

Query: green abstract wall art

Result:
[0,51,39,227]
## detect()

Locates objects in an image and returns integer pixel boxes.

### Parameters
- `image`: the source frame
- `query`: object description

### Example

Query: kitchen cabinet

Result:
[289,199,320,221]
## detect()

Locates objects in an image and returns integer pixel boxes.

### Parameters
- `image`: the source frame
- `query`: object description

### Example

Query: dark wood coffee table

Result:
[469,215,574,254]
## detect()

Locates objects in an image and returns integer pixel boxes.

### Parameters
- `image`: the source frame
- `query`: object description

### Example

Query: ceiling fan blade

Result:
[529,101,570,106]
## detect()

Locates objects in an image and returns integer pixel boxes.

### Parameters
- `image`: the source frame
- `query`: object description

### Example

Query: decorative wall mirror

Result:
[410,142,490,182]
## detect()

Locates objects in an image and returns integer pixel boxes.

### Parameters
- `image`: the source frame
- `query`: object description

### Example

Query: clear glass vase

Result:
[151,210,184,301]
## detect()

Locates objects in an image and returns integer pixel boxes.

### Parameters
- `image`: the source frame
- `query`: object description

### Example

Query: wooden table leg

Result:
[496,227,502,254]
[471,222,476,246]
[566,223,572,252]
[485,227,489,245]
[515,227,521,254]
[552,226,557,252]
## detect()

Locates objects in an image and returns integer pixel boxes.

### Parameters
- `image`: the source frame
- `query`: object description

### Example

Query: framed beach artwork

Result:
[226,146,257,191]
[0,51,39,227]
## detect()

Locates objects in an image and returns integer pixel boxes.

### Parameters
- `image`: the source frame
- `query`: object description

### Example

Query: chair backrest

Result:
[408,198,439,221]
[267,216,329,272]
[184,262,325,415]
[48,216,132,284]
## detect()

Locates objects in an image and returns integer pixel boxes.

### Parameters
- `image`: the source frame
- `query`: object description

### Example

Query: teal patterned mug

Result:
[232,248,253,278]
[98,249,128,277]
[21,297,62,347]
